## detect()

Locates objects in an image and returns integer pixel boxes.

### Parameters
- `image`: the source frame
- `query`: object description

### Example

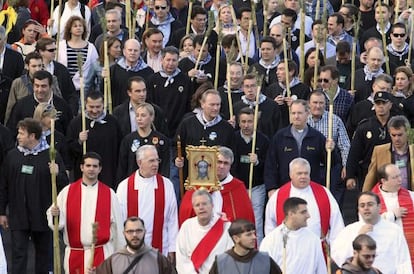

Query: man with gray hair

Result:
[178,147,255,229]
[116,145,178,263]
[94,9,130,51]
[0,25,25,123]
[176,189,233,274]
[363,115,414,191]
[264,158,344,247]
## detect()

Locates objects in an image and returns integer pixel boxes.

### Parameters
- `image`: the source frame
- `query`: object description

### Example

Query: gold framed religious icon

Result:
[185,145,220,191]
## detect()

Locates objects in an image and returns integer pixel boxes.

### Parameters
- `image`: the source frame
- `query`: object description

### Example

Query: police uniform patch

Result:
[366,131,372,139]
[178,86,184,92]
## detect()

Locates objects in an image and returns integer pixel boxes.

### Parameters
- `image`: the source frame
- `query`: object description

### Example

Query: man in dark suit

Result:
[0,26,25,124]
[113,76,168,138]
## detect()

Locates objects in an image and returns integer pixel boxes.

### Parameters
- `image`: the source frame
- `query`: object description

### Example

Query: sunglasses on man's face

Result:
[392,33,406,38]
[154,5,167,10]
[317,78,330,83]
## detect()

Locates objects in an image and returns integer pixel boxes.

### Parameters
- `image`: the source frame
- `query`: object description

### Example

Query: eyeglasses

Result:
[125,229,144,235]
[360,254,377,259]
[154,5,167,10]
[317,78,330,83]
[392,33,406,37]
[46,48,57,52]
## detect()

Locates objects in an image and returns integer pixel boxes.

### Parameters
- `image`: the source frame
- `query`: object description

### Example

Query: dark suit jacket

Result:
[53,61,78,115]
[363,143,414,191]
[112,100,169,138]
[0,48,25,124]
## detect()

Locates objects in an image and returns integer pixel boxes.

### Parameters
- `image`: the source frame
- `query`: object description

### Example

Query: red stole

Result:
[178,178,255,226]
[127,172,165,252]
[66,180,111,274]
[191,218,225,273]
[276,182,331,236]
[372,183,414,265]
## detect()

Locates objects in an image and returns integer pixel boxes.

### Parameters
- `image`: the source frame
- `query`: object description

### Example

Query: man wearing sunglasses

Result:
[387,23,412,70]
[336,234,381,274]
[149,0,183,47]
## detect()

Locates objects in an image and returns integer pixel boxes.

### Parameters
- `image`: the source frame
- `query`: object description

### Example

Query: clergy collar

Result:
[82,181,98,187]
[220,174,233,185]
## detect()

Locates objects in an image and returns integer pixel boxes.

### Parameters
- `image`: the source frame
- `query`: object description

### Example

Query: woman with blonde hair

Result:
[214,5,238,36]
[33,103,72,173]
[117,102,171,181]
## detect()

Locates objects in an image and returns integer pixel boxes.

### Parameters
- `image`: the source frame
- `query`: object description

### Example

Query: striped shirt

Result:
[66,42,88,78]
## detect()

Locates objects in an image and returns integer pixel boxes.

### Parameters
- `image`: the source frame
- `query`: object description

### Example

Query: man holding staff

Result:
[0,118,68,273]
[47,152,125,273]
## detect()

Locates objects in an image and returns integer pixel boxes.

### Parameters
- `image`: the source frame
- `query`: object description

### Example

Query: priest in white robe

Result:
[264,157,344,245]
[47,152,125,274]
[260,197,327,274]
[116,145,178,260]
[331,191,412,274]
[176,189,233,274]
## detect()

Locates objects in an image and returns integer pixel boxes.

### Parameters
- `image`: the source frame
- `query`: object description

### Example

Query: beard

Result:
[126,236,145,251]
[356,256,371,271]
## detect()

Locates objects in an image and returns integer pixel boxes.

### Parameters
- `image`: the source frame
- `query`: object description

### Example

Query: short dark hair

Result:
[36,37,56,51]
[228,219,255,238]
[282,8,298,22]
[260,36,277,49]
[353,234,376,251]
[32,70,53,86]
[128,76,146,90]
[336,41,351,54]
[329,13,345,27]
[278,60,298,76]
[191,5,207,19]
[311,19,324,30]
[358,191,381,205]
[17,118,42,140]
[320,65,339,80]
[86,91,104,101]
[81,152,102,166]
[391,22,406,34]
[242,73,256,83]
[193,34,207,47]
[124,216,145,228]
[161,46,179,58]
[237,7,252,19]
[238,107,254,118]
[377,163,393,181]
[283,197,307,216]
[25,51,42,65]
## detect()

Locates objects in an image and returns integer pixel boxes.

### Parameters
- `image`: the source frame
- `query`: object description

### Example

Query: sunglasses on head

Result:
[317,78,330,83]
[154,5,167,10]
[392,33,406,37]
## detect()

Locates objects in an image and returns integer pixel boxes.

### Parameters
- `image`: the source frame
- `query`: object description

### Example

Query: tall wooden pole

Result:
[248,75,263,198]
[214,22,222,90]
[177,136,184,198]
[77,54,87,154]
[377,1,390,75]
[50,119,61,274]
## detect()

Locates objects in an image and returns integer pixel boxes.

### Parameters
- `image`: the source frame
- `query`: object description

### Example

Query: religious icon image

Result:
[196,156,210,180]
[185,145,220,191]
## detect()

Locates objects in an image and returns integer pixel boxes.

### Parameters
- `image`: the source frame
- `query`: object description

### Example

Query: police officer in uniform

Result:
[346,92,394,190]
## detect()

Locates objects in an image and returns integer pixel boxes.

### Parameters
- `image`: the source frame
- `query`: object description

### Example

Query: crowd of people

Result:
[1,0,414,272]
